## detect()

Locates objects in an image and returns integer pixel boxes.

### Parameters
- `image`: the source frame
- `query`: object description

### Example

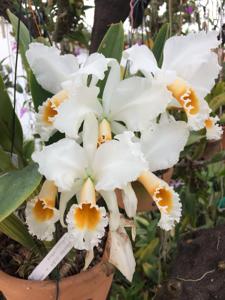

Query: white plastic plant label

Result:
[28,233,74,281]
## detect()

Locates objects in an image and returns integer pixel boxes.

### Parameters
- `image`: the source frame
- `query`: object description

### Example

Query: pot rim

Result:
[0,235,113,286]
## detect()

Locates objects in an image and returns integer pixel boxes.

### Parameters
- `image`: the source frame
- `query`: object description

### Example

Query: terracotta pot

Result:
[0,244,114,300]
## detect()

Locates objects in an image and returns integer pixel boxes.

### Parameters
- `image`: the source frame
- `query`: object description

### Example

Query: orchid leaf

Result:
[0,164,42,222]
[98,22,124,63]
[0,214,38,251]
[0,149,15,172]
[152,23,170,67]
[97,23,124,97]
[0,74,23,157]
[29,71,53,111]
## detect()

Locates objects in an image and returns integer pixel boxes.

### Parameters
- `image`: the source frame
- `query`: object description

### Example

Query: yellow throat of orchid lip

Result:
[42,90,68,125]
[167,78,200,115]
[75,178,101,230]
[33,180,58,222]
[138,170,173,213]
[74,203,101,230]
[98,119,112,145]
[204,118,213,129]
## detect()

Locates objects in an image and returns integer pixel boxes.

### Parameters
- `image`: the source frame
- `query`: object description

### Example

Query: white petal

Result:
[109,76,171,131]
[121,183,138,218]
[80,53,108,80]
[109,227,136,281]
[162,31,221,96]
[123,44,159,76]
[140,115,189,171]
[99,190,120,231]
[26,43,79,94]
[53,85,102,139]
[25,198,59,241]
[83,113,98,162]
[66,203,108,250]
[102,59,120,115]
[94,132,147,191]
[32,138,88,191]
[83,249,94,271]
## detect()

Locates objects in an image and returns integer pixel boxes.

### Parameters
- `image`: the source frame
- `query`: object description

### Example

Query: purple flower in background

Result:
[185,6,194,15]
[11,41,17,52]
[170,179,184,189]
[20,107,28,118]
[74,47,81,56]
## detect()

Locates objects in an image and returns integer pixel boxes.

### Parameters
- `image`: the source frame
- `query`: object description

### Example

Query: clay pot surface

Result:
[0,248,113,300]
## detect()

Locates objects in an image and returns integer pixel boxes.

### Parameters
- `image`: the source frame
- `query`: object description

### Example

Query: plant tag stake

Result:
[29,233,74,281]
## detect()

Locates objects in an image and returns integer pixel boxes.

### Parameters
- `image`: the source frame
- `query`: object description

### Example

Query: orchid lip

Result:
[167,79,200,116]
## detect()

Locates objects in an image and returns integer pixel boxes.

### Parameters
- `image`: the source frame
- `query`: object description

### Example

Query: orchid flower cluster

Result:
[25,31,222,281]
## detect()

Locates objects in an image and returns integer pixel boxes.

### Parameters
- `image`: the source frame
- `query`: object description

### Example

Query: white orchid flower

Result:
[32,114,147,249]
[118,114,188,230]
[204,116,223,140]
[123,31,221,132]
[26,43,108,141]
[52,60,172,141]
[25,180,59,241]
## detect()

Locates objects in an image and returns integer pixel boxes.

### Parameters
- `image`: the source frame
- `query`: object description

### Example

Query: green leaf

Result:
[206,82,225,103]
[67,30,90,48]
[29,71,53,112]
[97,23,124,98]
[98,22,124,62]
[7,9,32,70]
[137,238,159,262]
[0,74,23,156]
[220,112,225,123]
[23,140,35,161]
[152,23,170,67]
[186,131,205,146]
[0,148,15,172]
[0,214,38,251]
[0,164,42,222]
[217,197,225,211]
[209,92,225,112]
[207,150,225,165]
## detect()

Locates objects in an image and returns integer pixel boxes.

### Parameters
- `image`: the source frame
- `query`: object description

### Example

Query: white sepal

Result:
[121,183,138,218]
[26,43,79,94]
[109,226,136,282]
[140,114,189,172]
